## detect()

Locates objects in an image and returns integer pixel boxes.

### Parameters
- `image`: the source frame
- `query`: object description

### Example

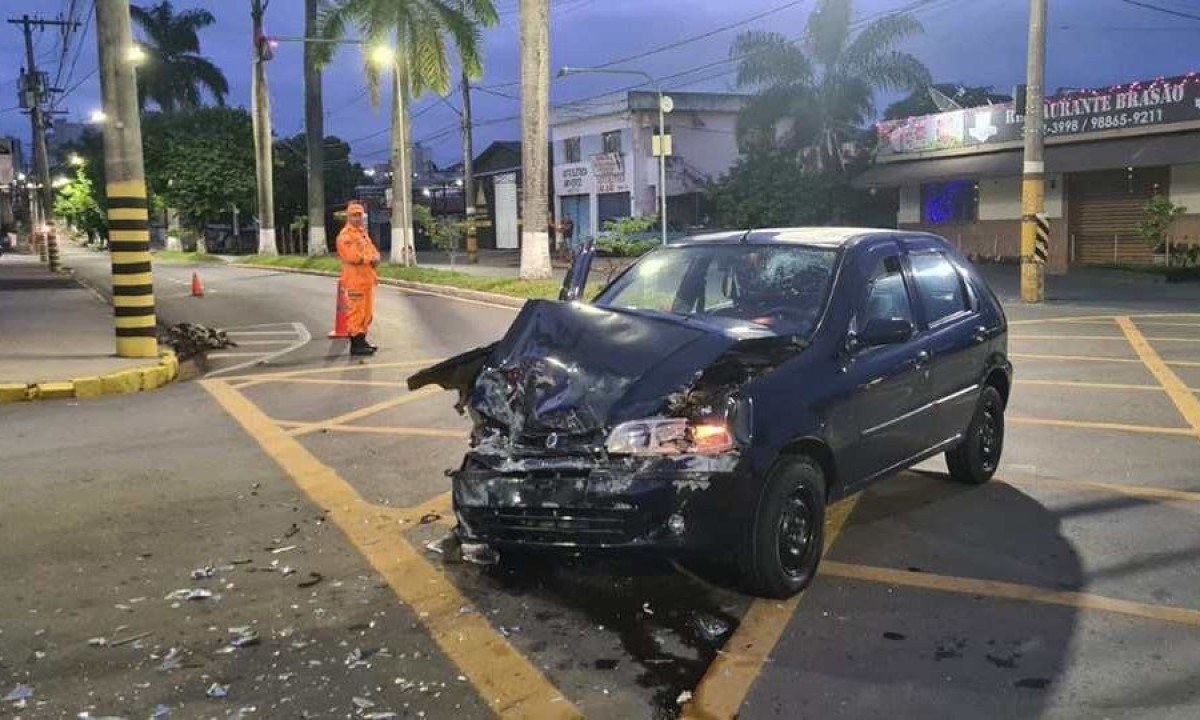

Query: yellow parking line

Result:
[1010,334,1126,341]
[201,379,580,718]
[240,377,409,388]
[1011,353,1141,363]
[1008,415,1194,437]
[1013,379,1161,392]
[300,424,469,439]
[1118,317,1200,442]
[1008,314,1117,326]
[686,496,860,719]
[284,387,442,437]
[220,358,443,382]
[820,561,1200,628]
[1002,474,1200,505]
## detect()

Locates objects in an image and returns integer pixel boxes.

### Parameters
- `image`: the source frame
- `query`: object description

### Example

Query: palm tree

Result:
[131,1,229,112]
[731,0,929,171]
[320,0,498,266]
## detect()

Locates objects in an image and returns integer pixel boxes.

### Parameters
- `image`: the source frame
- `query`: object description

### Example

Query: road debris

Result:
[418,513,441,525]
[160,323,236,360]
[229,628,261,648]
[157,647,184,672]
[642,602,655,616]
[362,714,398,720]
[676,690,693,705]
[461,542,499,566]
[109,631,154,647]
[3,684,33,703]
[205,682,229,699]
[352,696,375,710]
[152,704,172,719]
[164,588,214,602]
[190,565,215,580]
[424,532,461,561]
[270,545,297,554]
[297,572,323,589]
[88,637,108,647]
[693,612,732,643]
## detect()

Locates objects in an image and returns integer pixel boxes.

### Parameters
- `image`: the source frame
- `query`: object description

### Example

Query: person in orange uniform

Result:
[336,202,381,356]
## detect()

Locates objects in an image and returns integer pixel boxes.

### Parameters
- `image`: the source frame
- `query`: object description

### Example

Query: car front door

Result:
[905,245,987,448]
[836,243,936,488]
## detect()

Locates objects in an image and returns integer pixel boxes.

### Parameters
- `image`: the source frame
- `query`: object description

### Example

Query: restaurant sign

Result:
[877,74,1200,156]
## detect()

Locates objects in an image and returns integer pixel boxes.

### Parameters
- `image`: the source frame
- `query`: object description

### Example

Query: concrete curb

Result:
[0,351,181,404]
[234,263,530,309]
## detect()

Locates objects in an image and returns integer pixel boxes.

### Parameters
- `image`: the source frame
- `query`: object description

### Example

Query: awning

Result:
[853,131,1200,188]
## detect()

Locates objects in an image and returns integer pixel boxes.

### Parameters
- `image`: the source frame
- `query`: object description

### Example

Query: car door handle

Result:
[914,350,932,369]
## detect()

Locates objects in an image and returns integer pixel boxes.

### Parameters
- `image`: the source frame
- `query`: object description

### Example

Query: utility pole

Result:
[95,0,158,358]
[304,0,326,256]
[461,73,478,264]
[251,0,278,255]
[9,13,78,273]
[1020,0,1047,303]
[519,0,552,280]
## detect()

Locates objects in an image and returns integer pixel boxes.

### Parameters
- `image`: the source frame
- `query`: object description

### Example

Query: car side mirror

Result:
[856,317,914,349]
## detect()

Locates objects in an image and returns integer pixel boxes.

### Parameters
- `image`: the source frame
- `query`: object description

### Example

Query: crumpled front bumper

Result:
[452,452,750,551]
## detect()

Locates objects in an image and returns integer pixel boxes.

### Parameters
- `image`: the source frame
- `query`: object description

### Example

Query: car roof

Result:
[671,227,919,249]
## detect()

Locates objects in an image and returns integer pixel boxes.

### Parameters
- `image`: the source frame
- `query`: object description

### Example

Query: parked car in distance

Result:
[410,228,1011,598]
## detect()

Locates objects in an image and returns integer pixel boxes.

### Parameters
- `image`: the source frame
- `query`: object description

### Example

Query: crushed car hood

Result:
[408,299,803,442]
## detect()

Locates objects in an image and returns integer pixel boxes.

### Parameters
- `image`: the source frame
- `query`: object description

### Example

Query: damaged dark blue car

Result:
[409,228,1011,598]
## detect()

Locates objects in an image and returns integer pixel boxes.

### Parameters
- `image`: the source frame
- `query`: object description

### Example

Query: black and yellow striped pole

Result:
[96,0,158,358]
[1019,0,1047,303]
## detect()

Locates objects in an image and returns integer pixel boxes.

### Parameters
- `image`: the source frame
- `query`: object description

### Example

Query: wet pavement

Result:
[4,261,1200,717]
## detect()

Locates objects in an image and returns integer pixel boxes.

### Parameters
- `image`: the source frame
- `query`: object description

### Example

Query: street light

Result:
[558,65,671,246]
[89,109,107,124]
[69,153,84,167]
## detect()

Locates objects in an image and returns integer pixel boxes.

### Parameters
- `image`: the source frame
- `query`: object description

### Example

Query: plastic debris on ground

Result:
[352,696,375,710]
[424,532,461,561]
[693,612,732,643]
[297,572,323,588]
[157,648,184,672]
[3,684,33,703]
[164,588,214,602]
[206,682,229,699]
[190,565,215,580]
[460,542,499,566]
[152,704,172,719]
[676,690,693,705]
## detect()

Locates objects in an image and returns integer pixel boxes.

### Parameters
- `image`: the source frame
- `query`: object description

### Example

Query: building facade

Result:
[551,91,743,242]
[855,73,1200,271]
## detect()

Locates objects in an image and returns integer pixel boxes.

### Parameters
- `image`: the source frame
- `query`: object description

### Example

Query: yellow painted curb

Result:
[0,351,180,405]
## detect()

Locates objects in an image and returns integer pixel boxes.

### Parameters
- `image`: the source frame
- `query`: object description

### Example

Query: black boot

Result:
[361,335,378,352]
[350,334,376,356]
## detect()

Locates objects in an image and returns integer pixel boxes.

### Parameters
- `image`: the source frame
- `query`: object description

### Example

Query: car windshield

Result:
[595,244,838,336]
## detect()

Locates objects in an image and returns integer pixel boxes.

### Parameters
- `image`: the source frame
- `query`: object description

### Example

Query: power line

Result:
[1115,0,1200,21]
[53,0,95,107]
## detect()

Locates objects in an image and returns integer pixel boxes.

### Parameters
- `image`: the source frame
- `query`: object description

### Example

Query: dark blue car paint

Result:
[408,230,1011,551]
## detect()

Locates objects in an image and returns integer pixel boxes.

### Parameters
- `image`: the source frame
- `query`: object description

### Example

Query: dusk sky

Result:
[3,0,1199,169]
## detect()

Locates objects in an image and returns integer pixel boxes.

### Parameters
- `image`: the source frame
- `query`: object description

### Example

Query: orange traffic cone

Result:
[327,280,350,339]
[190,272,204,297]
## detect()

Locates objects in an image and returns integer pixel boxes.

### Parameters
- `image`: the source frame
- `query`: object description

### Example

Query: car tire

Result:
[738,457,826,599]
[946,385,1005,485]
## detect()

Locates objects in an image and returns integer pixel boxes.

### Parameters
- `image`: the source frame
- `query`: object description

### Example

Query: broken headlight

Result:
[605,418,736,455]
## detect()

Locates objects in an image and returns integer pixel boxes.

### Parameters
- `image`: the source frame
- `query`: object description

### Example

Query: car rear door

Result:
[836,241,936,487]
[904,241,988,448]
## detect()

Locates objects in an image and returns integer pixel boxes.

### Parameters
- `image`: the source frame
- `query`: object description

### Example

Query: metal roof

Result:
[675,227,905,247]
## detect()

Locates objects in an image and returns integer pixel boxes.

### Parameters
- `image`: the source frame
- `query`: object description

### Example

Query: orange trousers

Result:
[345,284,375,336]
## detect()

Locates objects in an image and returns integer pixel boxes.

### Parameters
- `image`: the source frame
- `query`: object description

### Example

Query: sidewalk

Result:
[0,252,176,399]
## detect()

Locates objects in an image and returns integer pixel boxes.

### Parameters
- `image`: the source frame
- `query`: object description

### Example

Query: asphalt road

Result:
[3,248,1200,718]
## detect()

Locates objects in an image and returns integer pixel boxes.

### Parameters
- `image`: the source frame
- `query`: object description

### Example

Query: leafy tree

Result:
[731,0,929,171]
[1138,195,1189,266]
[596,216,659,257]
[319,0,498,265]
[413,204,464,253]
[53,166,106,241]
[707,151,896,229]
[883,84,1012,120]
[274,133,367,252]
[141,108,256,242]
[131,1,229,111]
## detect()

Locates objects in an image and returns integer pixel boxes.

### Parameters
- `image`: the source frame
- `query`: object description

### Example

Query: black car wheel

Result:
[946,385,1005,485]
[738,457,826,599]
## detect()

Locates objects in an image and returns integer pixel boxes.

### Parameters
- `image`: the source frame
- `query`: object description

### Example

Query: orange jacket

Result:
[336,223,380,290]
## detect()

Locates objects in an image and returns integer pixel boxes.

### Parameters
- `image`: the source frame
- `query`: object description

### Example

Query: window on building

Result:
[909,252,970,324]
[921,180,977,224]
[563,137,581,164]
[602,130,623,155]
